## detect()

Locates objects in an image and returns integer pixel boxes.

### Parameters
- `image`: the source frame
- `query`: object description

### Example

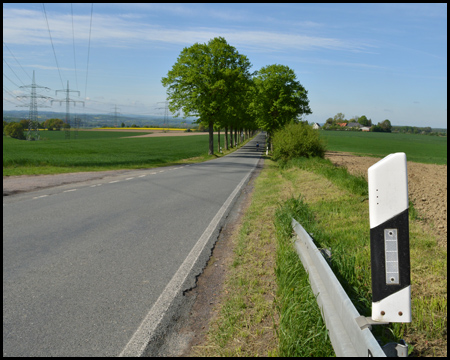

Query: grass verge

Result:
[192,156,446,357]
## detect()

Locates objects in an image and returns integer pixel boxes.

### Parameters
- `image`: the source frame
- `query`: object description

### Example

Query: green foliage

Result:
[272,122,326,162]
[249,64,311,141]
[358,115,371,126]
[161,36,253,155]
[19,119,30,130]
[372,119,392,133]
[44,118,64,131]
[4,122,25,140]
[333,112,346,122]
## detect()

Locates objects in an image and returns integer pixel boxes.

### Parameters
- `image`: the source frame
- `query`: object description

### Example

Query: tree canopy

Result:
[162,38,312,154]
[249,64,312,148]
[161,37,253,155]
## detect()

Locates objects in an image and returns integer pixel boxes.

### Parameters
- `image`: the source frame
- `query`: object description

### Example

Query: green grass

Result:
[37,129,153,140]
[191,156,446,357]
[3,132,229,176]
[319,131,447,165]
[274,199,335,357]
[278,157,447,357]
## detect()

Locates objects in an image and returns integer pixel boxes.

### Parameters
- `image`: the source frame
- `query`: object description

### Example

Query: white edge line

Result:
[33,195,49,199]
[119,169,253,357]
[63,189,77,193]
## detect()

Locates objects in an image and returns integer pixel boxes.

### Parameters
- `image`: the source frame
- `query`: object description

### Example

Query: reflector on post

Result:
[368,153,411,323]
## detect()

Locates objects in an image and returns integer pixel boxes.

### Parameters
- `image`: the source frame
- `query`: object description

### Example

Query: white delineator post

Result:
[368,152,411,323]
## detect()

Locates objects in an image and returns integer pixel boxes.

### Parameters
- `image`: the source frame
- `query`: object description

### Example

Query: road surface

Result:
[3,133,265,356]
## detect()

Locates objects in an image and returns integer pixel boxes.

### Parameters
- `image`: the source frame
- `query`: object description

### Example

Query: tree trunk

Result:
[208,122,214,155]
[230,125,234,148]
[217,128,221,153]
[224,127,229,150]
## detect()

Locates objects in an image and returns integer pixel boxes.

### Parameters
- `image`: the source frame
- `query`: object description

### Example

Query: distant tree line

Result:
[391,125,446,136]
[322,112,392,131]
[321,113,446,136]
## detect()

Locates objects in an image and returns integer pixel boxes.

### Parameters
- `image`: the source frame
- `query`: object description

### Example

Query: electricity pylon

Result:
[16,70,52,141]
[157,101,169,131]
[109,105,121,127]
[51,81,84,139]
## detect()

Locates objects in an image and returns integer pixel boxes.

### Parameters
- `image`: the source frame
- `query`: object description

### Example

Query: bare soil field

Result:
[325,152,447,248]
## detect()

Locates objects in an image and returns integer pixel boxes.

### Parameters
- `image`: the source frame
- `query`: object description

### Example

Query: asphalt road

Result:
[3,133,265,357]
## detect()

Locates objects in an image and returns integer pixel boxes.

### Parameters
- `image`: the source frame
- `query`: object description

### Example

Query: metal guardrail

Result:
[291,218,387,357]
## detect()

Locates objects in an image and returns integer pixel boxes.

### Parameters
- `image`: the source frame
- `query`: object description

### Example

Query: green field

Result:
[319,131,447,165]
[3,131,228,176]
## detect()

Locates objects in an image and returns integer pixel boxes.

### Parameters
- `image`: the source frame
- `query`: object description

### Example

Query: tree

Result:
[380,119,392,132]
[371,119,392,133]
[19,119,30,130]
[44,118,64,131]
[249,64,311,150]
[333,112,346,123]
[4,122,25,140]
[161,37,253,155]
[358,115,370,126]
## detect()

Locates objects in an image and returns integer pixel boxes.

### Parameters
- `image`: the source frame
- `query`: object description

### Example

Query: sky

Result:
[3,3,447,128]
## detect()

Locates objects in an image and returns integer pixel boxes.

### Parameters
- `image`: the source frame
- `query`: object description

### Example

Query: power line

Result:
[41,3,64,88]
[3,57,27,87]
[3,41,32,81]
[84,3,93,100]
[70,4,79,91]
[3,73,23,89]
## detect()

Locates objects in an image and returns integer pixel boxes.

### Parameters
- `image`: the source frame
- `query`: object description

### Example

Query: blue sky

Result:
[3,3,447,128]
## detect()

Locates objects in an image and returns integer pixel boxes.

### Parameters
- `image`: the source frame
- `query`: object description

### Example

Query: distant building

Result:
[312,122,321,129]
[361,127,371,132]
[347,122,362,129]
[337,122,347,127]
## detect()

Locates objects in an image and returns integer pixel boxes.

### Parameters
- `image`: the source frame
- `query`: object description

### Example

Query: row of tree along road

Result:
[161,37,312,154]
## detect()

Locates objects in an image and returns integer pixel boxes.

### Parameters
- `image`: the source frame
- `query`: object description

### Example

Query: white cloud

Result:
[3,7,374,54]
